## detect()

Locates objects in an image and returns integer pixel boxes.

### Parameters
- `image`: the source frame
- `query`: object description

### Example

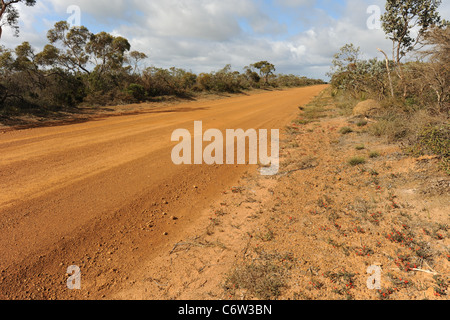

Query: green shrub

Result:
[416,124,450,173]
[126,83,146,101]
[340,127,354,135]
[356,120,368,127]
[369,151,381,158]
[418,125,450,158]
[348,157,366,166]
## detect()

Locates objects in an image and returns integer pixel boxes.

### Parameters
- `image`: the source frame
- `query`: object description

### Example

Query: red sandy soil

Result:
[1,86,448,300]
[114,89,450,301]
[0,85,329,299]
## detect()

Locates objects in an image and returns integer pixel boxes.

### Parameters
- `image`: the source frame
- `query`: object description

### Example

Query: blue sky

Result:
[2,0,449,80]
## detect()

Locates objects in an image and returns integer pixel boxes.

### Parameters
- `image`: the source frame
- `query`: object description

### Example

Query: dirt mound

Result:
[353,99,382,117]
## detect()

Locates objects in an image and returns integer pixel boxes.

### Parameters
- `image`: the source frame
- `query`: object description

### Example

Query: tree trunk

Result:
[394,40,408,99]
[377,48,395,98]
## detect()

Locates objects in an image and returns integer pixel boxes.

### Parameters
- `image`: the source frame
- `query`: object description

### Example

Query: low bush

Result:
[348,157,366,166]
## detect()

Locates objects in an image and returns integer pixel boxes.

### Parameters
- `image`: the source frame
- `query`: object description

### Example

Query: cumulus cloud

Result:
[107,0,390,77]
[2,0,449,79]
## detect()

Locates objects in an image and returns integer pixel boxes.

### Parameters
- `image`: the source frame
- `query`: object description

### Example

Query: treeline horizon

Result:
[0,20,325,117]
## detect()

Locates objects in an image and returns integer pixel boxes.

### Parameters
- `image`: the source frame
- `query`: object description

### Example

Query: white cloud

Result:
[2,0,448,80]
[275,0,316,8]
[47,0,134,21]
[1,1,51,48]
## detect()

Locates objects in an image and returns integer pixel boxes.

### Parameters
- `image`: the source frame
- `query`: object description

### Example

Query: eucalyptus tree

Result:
[86,31,131,75]
[381,0,443,97]
[47,21,92,74]
[381,0,443,65]
[0,0,36,40]
[250,61,276,85]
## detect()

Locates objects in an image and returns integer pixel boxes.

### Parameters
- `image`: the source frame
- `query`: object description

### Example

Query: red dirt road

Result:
[0,85,327,299]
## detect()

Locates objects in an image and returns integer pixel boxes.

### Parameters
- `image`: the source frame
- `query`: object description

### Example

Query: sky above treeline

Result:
[3,0,450,80]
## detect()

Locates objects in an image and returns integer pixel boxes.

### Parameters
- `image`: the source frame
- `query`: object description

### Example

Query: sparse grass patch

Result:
[367,212,383,225]
[333,91,360,116]
[293,118,314,126]
[285,125,300,135]
[365,108,448,173]
[351,198,372,214]
[387,273,413,290]
[287,142,300,148]
[369,151,381,159]
[355,144,365,150]
[225,262,285,300]
[356,120,368,127]
[206,217,222,235]
[348,157,366,166]
[281,156,318,173]
[214,209,228,217]
[433,275,448,297]
[368,116,408,141]
[308,279,324,290]
[340,127,353,135]
[296,91,334,122]
[324,270,357,299]
[410,124,450,174]
[355,245,374,257]
[327,238,351,256]
[224,250,292,300]
[317,195,333,209]
[377,288,395,300]
[256,229,275,242]
[301,105,329,121]
[231,186,245,194]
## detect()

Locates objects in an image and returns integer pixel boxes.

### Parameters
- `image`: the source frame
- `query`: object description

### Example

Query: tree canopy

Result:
[250,61,276,85]
[0,0,36,40]
[381,0,443,64]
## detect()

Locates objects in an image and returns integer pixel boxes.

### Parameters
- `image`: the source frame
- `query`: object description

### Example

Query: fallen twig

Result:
[277,165,318,176]
[169,242,193,255]
[411,268,439,275]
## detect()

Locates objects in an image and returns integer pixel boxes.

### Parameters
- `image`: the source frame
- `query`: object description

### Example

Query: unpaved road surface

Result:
[0,85,327,299]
